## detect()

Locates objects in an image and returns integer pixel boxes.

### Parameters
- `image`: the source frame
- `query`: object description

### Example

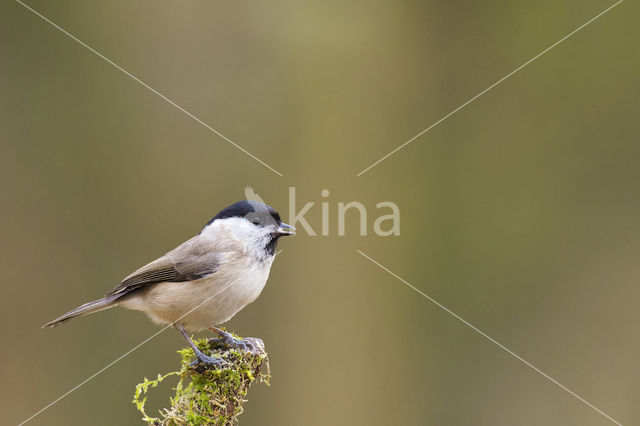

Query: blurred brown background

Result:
[1,1,639,425]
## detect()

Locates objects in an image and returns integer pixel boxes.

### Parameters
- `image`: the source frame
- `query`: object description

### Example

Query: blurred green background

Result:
[1,1,638,425]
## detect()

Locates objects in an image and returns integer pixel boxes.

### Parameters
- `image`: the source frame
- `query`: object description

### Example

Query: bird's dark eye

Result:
[251,216,261,225]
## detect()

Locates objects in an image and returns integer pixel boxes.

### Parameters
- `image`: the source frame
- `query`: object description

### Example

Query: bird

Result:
[43,200,295,367]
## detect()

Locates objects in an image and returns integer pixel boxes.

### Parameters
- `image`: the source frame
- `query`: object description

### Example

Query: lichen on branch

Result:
[133,333,270,425]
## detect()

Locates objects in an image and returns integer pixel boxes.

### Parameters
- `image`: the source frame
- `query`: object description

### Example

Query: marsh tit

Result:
[44,200,295,367]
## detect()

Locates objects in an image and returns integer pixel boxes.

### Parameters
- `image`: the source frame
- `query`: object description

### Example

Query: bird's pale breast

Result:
[119,257,274,331]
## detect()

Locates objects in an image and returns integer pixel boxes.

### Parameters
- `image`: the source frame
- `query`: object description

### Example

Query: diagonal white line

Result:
[15,0,284,177]
[17,249,283,425]
[356,249,623,425]
[18,324,174,426]
[356,0,624,176]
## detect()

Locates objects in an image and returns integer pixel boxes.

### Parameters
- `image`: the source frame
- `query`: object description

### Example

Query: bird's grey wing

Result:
[106,238,226,296]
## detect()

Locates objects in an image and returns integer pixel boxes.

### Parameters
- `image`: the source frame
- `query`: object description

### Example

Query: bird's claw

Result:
[208,327,265,354]
[189,353,228,370]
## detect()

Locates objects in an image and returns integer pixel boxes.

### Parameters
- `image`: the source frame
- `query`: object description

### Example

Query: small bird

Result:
[43,200,295,367]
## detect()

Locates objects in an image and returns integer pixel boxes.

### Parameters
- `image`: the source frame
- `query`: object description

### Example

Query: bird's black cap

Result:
[203,200,281,229]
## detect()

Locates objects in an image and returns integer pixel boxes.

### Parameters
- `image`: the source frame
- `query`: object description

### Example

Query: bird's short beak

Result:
[276,222,296,236]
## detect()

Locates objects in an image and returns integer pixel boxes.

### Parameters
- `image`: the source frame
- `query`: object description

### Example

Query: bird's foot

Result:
[208,327,265,354]
[189,351,229,370]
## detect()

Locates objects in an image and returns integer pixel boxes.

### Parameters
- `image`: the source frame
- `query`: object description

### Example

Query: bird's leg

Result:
[175,325,228,369]
[208,326,264,354]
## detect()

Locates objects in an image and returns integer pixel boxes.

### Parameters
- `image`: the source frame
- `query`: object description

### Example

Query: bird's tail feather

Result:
[42,294,121,328]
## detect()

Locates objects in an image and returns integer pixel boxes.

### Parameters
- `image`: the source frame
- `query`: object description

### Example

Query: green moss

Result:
[133,332,270,425]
